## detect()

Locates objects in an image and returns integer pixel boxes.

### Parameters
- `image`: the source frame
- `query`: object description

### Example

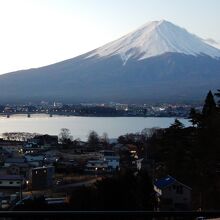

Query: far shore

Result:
[0,112,186,119]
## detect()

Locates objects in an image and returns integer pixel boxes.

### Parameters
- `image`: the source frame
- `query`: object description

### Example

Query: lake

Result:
[0,114,190,141]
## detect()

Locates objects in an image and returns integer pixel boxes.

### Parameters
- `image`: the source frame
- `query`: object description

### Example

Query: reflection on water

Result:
[0,115,190,141]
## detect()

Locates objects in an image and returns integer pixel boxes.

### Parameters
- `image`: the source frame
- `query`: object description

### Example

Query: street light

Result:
[26,180,30,191]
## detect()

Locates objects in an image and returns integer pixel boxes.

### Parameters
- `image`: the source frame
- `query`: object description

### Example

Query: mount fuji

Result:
[1,20,220,104]
[87,20,220,62]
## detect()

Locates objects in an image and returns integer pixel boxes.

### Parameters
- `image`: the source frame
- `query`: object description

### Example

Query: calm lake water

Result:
[0,114,190,141]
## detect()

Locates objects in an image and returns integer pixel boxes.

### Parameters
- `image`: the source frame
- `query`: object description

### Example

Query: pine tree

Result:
[200,90,219,130]
[188,107,200,127]
[202,91,216,116]
[87,130,99,148]
[170,119,185,130]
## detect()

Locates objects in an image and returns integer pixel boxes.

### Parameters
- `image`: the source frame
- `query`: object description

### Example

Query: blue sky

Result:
[0,0,219,74]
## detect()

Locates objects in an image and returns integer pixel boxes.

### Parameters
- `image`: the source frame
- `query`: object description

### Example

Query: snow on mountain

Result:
[86,20,220,64]
[204,38,220,49]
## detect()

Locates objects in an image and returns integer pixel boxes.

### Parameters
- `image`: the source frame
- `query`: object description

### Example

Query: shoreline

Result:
[0,116,190,141]
[0,113,187,119]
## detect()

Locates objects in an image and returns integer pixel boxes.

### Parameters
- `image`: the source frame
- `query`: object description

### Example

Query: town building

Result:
[30,166,54,190]
[4,157,27,167]
[85,160,108,173]
[0,175,23,189]
[154,175,192,211]
[7,163,30,178]
[85,150,120,173]
[99,150,120,170]
[24,154,45,167]
[0,140,23,156]
[29,135,58,147]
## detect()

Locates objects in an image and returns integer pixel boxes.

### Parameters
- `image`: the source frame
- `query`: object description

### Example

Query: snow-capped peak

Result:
[86,20,220,64]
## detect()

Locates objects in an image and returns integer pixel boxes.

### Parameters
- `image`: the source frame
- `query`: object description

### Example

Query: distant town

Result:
[0,127,192,211]
[0,101,202,118]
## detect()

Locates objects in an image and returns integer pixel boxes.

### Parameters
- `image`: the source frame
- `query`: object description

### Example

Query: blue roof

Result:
[154,176,176,189]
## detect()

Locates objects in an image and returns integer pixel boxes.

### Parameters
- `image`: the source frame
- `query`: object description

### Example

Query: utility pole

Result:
[19,178,23,201]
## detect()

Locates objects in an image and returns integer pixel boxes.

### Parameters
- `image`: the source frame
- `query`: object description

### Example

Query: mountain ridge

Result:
[85,20,220,63]
[0,20,220,104]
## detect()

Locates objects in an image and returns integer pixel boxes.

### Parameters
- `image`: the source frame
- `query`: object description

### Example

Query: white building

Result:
[99,150,120,170]
[85,150,120,173]
[85,160,108,172]
[0,175,23,188]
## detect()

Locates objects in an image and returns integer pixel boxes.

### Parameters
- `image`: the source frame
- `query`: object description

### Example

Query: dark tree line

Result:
[69,170,156,211]
[58,128,110,150]
[13,170,156,212]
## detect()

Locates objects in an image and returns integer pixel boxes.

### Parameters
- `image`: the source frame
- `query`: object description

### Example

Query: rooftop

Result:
[154,175,192,190]
[0,175,23,180]
[154,175,176,189]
